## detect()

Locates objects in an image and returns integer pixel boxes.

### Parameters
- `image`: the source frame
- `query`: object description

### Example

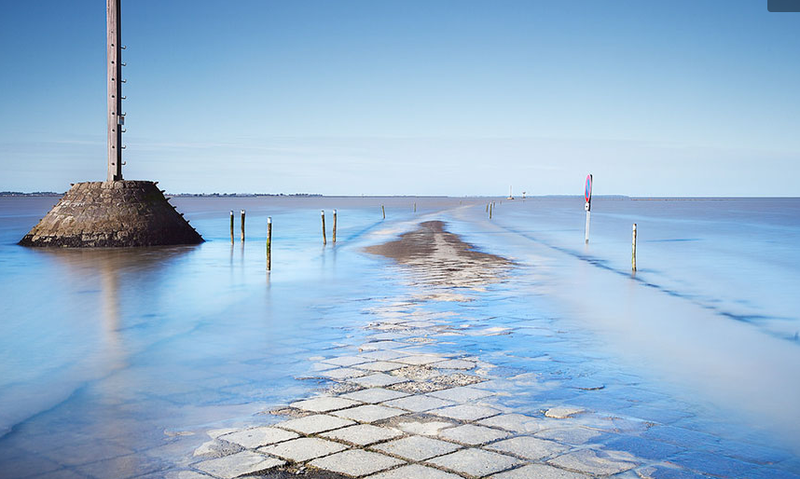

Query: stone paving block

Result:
[360,341,411,351]
[395,355,447,366]
[360,350,408,361]
[439,424,510,445]
[489,463,590,479]
[535,426,603,445]
[365,463,463,479]
[384,395,455,412]
[275,414,355,435]
[486,436,569,460]
[432,404,501,421]
[323,356,371,367]
[396,419,457,436]
[290,396,362,413]
[430,386,494,402]
[547,449,637,475]
[193,451,284,479]
[219,426,299,449]
[478,414,541,434]
[427,448,522,477]
[342,388,410,404]
[309,449,405,477]
[371,435,462,461]
[332,404,407,423]
[351,373,407,388]
[321,424,403,446]
[355,361,405,372]
[544,407,585,419]
[435,359,477,370]
[258,437,348,462]
[321,367,369,380]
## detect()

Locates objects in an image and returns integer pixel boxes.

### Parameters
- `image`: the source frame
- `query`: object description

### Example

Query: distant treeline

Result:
[169,193,323,197]
[0,191,62,197]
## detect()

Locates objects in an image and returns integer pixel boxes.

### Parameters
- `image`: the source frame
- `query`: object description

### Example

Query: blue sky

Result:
[1,1,798,196]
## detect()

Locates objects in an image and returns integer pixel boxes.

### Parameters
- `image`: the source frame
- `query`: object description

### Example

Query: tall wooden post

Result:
[321,210,327,245]
[107,0,123,182]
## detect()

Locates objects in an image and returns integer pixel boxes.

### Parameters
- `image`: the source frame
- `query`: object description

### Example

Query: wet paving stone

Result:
[371,435,462,461]
[432,404,502,422]
[341,388,409,404]
[486,435,569,461]
[427,447,522,477]
[290,396,362,413]
[383,394,455,412]
[350,373,408,388]
[365,463,464,479]
[309,449,405,477]
[259,437,348,462]
[320,424,403,446]
[193,451,284,479]
[478,413,541,434]
[218,426,299,449]
[429,386,495,402]
[438,424,510,446]
[276,414,356,435]
[332,404,407,423]
[489,463,590,479]
[547,448,637,476]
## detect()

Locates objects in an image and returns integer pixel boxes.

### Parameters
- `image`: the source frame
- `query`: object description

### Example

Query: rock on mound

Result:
[19,180,203,247]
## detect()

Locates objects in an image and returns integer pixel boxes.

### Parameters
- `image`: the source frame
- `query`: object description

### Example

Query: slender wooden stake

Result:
[332,209,337,243]
[266,217,272,271]
[230,210,234,243]
[413,202,416,213]
[632,223,638,272]
[486,203,489,213]
[489,203,493,219]
[240,210,246,242]
[321,210,327,245]
[381,205,385,220]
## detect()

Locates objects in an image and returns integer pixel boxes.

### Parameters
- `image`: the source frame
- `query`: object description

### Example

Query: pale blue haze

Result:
[0,1,798,195]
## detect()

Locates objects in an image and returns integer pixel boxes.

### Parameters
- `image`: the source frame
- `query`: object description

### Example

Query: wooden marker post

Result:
[414,202,416,212]
[332,209,337,243]
[266,217,272,271]
[584,174,593,244]
[486,203,489,213]
[632,223,638,272]
[381,205,385,220]
[321,210,327,245]
[107,0,123,182]
[489,202,493,219]
[240,210,246,242]
[230,210,234,243]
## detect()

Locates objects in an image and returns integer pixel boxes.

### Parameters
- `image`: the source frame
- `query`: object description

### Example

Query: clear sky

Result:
[1,1,798,196]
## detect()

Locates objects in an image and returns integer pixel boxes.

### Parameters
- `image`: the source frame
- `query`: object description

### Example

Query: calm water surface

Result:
[0,196,798,477]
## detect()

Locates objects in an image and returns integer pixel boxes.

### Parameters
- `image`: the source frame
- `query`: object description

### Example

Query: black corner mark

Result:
[769,0,800,12]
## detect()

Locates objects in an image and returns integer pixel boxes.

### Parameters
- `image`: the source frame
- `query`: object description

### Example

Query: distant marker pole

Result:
[241,210,246,242]
[230,210,234,243]
[267,217,273,269]
[632,223,638,272]
[321,210,327,245]
[332,209,337,243]
[486,203,489,213]
[584,174,593,244]
[381,204,385,220]
[413,202,416,213]
[489,202,493,219]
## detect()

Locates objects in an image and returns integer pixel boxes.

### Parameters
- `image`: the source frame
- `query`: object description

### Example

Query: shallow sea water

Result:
[0,196,798,478]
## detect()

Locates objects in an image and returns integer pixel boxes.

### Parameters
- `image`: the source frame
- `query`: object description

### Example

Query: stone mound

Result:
[19,180,203,247]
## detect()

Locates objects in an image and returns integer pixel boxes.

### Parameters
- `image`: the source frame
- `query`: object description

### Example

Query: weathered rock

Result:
[19,181,203,247]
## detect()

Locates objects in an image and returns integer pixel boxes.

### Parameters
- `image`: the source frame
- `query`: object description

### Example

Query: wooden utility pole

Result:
[107,0,123,182]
